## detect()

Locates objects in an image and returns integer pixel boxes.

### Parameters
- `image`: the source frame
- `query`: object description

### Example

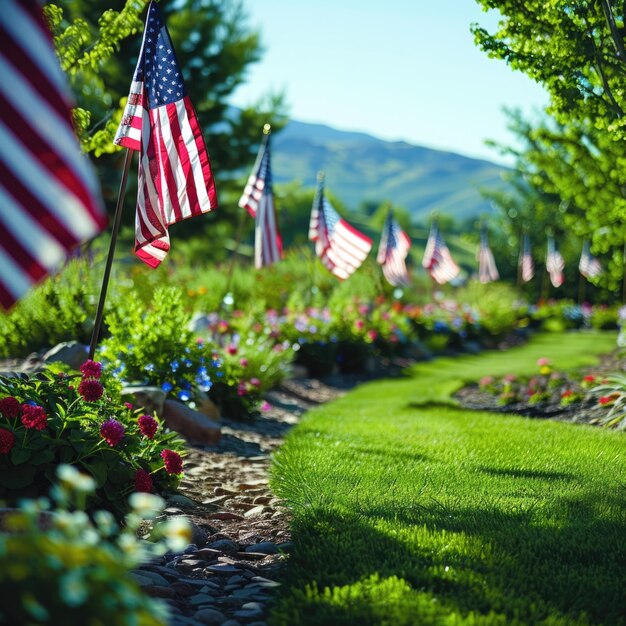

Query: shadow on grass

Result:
[274,488,626,626]
[477,465,577,481]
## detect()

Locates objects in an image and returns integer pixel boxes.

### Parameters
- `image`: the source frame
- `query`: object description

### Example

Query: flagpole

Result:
[578,270,585,304]
[223,124,272,307]
[88,149,133,360]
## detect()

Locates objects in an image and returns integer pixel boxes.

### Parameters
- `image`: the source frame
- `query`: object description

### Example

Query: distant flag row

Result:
[0,0,607,310]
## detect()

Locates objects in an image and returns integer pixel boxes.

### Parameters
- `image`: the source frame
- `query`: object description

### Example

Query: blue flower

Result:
[178,390,191,402]
[144,363,155,372]
[197,366,208,377]
[170,360,179,372]
[161,382,173,393]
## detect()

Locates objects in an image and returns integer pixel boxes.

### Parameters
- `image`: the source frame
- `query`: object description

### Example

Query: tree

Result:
[472,1,626,295]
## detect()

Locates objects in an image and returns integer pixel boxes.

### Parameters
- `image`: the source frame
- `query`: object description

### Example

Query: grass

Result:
[269,332,626,625]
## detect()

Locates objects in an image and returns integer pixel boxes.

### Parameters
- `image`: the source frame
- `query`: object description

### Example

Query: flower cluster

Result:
[78,359,104,402]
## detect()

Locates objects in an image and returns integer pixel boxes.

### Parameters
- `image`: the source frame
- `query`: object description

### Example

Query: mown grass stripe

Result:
[269,332,625,626]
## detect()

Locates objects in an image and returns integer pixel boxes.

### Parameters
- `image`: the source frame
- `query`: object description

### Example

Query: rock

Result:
[208,539,239,553]
[42,341,88,370]
[243,506,271,518]
[207,511,244,521]
[129,572,153,587]
[169,582,196,596]
[189,593,217,606]
[193,608,227,625]
[144,585,176,598]
[167,494,197,509]
[190,522,209,548]
[196,390,221,420]
[206,564,242,575]
[221,621,243,626]
[132,570,170,586]
[162,399,221,445]
[234,609,264,621]
[244,542,278,555]
[121,385,166,417]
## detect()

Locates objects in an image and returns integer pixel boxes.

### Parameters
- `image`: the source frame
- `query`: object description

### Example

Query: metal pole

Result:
[88,149,133,359]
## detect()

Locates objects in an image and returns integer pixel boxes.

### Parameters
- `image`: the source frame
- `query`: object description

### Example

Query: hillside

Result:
[272,120,508,221]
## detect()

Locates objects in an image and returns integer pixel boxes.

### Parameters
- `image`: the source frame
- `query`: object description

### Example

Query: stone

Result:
[144,585,176,599]
[208,539,239,553]
[189,593,217,606]
[162,399,221,445]
[207,511,244,521]
[244,542,278,555]
[221,621,243,626]
[193,608,227,625]
[196,390,221,421]
[206,564,242,575]
[233,609,264,621]
[42,341,88,370]
[129,572,153,587]
[243,506,271,518]
[167,494,197,509]
[132,570,170,586]
[190,522,209,548]
[241,602,264,612]
[169,582,196,596]
[121,385,166,417]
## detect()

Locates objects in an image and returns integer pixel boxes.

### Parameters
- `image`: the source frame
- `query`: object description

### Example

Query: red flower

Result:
[237,382,247,397]
[561,390,574,398]
[227,344,238,355]
[161,449,183,474]
[583,375,596,383]
[124,402,134,411]
[0,428,15,454]
[134,469,154,493]
[100,418,125,447]
[20,404,47,430]
[0,396,21,419]
[78,379,104,402]
[80,359,102,379]
[138,414,158,439]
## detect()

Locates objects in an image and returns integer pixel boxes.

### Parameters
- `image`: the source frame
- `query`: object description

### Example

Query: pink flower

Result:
[367,330,378,342]
[227,344,238,355]
[261,401,271,412]
[134,469,154,493]
[354,319,365,330]
[0,396,21,419]
[161,449,183,474]
[100,418,125,447]
[537,358,551,366]
[124,402,134,411]
[250,377,261,388]
[138,414,158,439]
[239,358,249,368]
[78,379,104,402]
[80,359,102,379]
[0,428,15,454]
[237,382,247,397]
[20,404,47,430]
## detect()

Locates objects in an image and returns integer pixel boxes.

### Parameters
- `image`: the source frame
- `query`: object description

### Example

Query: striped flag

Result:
[519,235,534,282]
[0,0,107,309]
[114,1,217,268]
[238,129,282,268]
[546,236,565,288]
[477,230,499,284]
[422,222,460,284]
[579,241,602,280]
[377,209,411,286]
[308,177,372,280]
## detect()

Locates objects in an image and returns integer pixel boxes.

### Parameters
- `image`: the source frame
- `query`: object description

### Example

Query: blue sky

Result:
[232,0,549,165]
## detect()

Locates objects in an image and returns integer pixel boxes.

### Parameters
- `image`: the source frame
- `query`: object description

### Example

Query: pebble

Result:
[244,542,278,555]
[208,539,239,553]
[193,608,227,625]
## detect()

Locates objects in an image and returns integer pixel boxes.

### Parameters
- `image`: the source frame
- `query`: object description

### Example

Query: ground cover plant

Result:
[269,331,625,625]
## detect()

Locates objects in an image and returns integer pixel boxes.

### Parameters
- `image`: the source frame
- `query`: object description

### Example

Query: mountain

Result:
[271,120,508,221]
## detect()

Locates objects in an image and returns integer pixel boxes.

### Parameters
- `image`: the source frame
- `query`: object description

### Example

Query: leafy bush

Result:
[0,364,185,519]
[0,465,191,626]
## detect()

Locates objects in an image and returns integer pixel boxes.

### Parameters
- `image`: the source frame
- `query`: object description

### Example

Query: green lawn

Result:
[269,332,626,626]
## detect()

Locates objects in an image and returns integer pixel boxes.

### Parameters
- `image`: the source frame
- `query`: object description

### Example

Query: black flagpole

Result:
[88,148,133,359]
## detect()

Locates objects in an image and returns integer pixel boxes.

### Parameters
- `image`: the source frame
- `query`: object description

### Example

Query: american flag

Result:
[579,241,602,280]
[519,234,534,282]
[546,236,565,288]
[0,0,106,310]
[308,177,372,280]
[477,230,499,284]
[114,1,217,268]
[377,209,411,286]
[422,222,460,284]
[238,130,282,268]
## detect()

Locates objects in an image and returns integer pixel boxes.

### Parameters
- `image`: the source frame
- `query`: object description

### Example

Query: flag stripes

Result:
[309,180,372,280]
[377,210,411,286]
[546,236,565,288]
[519,235,534,282]
[239,131,282,267]
[579,241,602,280]
[114,1,217,268]
[0,0,106,309]
[477,230,499,284]
[422,222,460,284]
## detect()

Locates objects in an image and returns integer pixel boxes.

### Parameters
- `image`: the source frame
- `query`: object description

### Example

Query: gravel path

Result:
[134,378,346,626]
